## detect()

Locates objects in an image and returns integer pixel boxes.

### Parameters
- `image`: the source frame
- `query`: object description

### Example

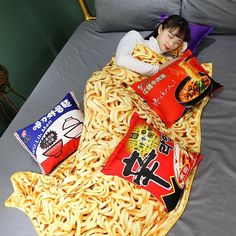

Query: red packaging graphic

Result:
[102,112,202,212]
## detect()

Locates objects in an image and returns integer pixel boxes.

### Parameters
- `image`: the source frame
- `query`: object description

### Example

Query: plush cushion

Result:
[102,112,202,212]
[187,23,213,52]
[95,0,181,32]
[160,14,213,53]
[15,92,84,174]
[131,50,223,127]
[181,0,236,34]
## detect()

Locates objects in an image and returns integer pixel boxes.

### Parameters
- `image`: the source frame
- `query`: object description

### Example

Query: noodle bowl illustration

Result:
[43,139,63,158]
[62,117,83,139]
[175,72,212,107]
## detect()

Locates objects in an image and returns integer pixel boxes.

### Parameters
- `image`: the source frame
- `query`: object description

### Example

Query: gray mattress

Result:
[0,20,236,235]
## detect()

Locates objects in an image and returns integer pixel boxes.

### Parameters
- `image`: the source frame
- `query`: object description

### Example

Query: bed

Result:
[1,0,236,235]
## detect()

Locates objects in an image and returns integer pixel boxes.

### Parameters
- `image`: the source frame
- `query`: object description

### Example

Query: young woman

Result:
[115,15,190,76]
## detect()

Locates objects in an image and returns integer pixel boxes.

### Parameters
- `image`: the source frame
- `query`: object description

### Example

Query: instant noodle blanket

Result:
[5,45,212,236]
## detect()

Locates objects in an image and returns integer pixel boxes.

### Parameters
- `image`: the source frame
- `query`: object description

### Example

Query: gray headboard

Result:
[87,0,236,34]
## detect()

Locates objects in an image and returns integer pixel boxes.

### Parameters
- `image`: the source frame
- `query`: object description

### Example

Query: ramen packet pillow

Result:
[102,112,202,212]
[15,91,84,174]
[131,50,223,127]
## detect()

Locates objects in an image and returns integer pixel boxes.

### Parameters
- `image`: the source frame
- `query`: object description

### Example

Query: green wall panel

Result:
[0,0,95,136]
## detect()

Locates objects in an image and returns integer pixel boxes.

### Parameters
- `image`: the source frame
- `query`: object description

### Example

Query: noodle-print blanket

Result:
[5,45,212,236]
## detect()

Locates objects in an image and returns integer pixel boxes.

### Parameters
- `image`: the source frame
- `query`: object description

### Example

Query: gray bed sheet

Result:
[0,20,236,235]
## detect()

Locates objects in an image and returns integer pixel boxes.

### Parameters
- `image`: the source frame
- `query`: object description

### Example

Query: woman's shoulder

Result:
[125,30,144,40]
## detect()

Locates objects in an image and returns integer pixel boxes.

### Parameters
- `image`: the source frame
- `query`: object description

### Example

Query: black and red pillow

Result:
[131,50,222,127]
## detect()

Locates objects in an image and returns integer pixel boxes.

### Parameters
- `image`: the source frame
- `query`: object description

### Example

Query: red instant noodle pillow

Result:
[131,50,223,127]
[101,112,202,212]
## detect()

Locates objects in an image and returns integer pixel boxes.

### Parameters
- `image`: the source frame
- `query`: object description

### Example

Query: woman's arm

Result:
[115,30,160,76]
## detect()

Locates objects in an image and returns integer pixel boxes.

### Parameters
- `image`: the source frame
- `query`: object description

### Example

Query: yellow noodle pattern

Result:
[5,44,212,236]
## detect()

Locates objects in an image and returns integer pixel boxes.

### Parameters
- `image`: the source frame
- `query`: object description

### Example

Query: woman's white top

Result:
[115,30,186,76]
[115,30,162,76]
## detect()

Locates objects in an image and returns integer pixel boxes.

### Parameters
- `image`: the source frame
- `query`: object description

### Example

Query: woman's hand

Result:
[159,58,178,71]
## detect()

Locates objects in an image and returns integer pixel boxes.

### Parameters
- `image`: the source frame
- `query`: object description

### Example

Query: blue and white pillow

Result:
[15,91,84,174]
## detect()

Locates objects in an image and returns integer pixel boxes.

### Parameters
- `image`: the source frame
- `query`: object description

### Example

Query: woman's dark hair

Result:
[145,15,190,42]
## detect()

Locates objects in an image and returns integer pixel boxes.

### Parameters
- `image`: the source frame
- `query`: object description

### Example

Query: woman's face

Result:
[157,25,183,53]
